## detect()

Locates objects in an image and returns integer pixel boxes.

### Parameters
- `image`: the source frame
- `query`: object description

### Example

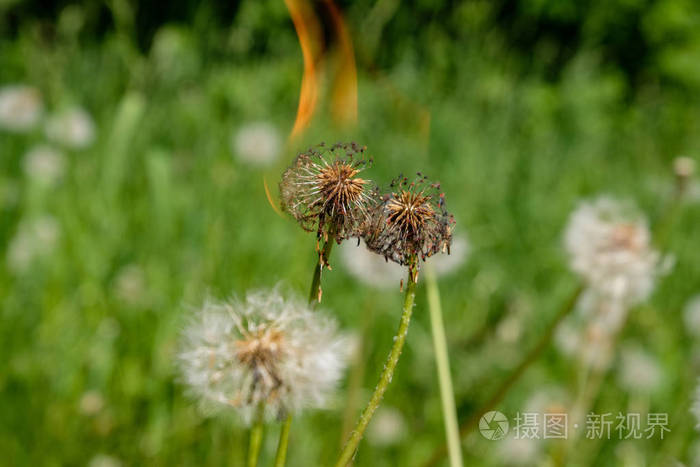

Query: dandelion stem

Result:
[248,404,265,467]
[425,265,463,467]
[422,284,583,467]
[273,229,337,467]
[273,415,292,467]
[308,229,336,305]
[335,264,417,467]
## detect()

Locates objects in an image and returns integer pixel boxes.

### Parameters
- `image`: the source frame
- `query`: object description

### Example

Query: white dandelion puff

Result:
[496,435,541,466]
[674,156,696,180]
[6,216,60,274]
[341,234,469,289]
[367,406,407,446]
[232,122,282,166]
[22,145,66,186]
[88,454,122,467]
[0,84,43,132]
[524,385,570,416]
[340,239,405,289]
[554,320,581,357]
[178,289,348,424]
[617,344,663,394]
[113,264,147,307]
[426,233,470,277]
[45,107,96,148]
[564,197,661,306]
[692,381,700,430]
[79,390,105,416]
[684,295,700,339]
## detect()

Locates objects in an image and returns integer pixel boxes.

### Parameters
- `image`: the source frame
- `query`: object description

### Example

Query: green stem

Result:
[425,265,463,467]
[336,267,417,467]
[308,231,336,305]
[273,415,292,467]
[247,405,265,467]
[274,230,337,467]
[421,284,583,467]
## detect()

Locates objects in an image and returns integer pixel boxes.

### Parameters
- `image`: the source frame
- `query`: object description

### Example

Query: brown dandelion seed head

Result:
[363,174,455,267]
[235,325,286,371]
[280,142,378,240]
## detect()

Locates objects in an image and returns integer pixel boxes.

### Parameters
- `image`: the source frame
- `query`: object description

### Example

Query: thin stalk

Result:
[425,265,463,467]
[422,284,583,467]
[309,230,336,305]
[336,269,417,467]
[274,229,337,467]
[273,415,292,467]
[248,404,265,467]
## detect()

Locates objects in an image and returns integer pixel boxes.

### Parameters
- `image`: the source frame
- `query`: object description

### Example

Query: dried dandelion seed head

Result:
[178,289,348,424]
[564,197,660,305]
[363,174,455,270]
[279,142,378,240]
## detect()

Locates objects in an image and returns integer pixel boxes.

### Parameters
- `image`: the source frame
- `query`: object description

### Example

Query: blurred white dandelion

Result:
[340,239,405,289]
[674,155,694,173]
[0,84,43,132]
[524,385,570,415]
[231,122,281,166]
[495,313,522,344]
[564,197,661,305]
[6,216,60,274]
[178,288,348,424]
[684,295,700,339]
[554,320,581,357]
[496,435,541,466]
[579,319,615,371]
[22,145,66,186]
[46,107,96,148]
[340,234,469,289]
[79,390,105,416]
[113,264,147,307]
[617,344,662,394]
[367,406,407,446]
[692,381,700,430]
[426,233,470,277]
[88,454,122,467]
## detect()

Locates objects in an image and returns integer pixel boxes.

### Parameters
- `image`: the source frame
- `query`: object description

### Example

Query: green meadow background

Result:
[2,0,700,465]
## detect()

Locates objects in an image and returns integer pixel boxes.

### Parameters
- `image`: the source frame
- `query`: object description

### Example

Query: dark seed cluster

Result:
[280,143,455,274]
[363,174,455,267]
[280,142,377,241]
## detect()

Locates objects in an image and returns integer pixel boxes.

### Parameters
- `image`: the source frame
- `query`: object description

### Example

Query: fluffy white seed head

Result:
[340,239,405,289]
[564,197,660,305]
[88,454,122,467]
[684,295,700,339]
[617,344,663,394]
[693,380,700,431]
[496,435,541,466]
[232,122,281,166]
[45,107,96,148]
[367,406,407,446]
[0,84,43,132]
[178,289,348,424]
[427,234,470,277]
[23,145,66,186]
[340,234,469,289]
[6,216,60,274]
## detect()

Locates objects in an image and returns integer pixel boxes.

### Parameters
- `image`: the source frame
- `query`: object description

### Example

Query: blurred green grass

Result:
[2,6,700,467]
